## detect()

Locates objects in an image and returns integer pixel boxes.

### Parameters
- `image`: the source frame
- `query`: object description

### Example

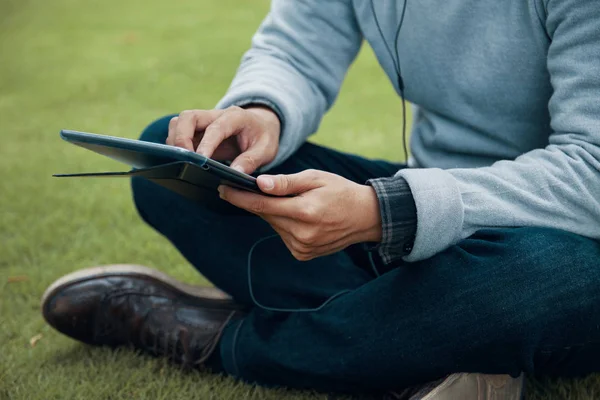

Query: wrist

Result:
[246,106,281,139]
[355,185,383,243]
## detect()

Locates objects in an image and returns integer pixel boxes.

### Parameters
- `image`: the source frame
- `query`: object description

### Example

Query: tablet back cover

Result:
[59,129,208,168]
[55,130,251,214]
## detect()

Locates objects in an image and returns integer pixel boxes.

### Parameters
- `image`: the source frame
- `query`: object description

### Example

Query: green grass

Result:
[1,0,599,398]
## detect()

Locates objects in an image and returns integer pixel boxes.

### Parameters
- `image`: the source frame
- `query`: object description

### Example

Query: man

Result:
[42,0,600,398]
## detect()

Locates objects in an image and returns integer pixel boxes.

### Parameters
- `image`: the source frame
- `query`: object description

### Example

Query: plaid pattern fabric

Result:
[367,176,417,265]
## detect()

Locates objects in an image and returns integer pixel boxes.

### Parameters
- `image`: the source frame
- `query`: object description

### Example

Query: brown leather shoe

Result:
[42,264,246,366]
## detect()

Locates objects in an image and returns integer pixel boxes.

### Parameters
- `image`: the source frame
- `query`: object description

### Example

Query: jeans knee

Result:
[131,176,156,226]
[470,227,597,263]
[477,227,600,301]
[139,114,177,143]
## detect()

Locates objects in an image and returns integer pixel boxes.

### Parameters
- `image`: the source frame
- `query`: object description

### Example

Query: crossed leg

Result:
[132,116,600,393]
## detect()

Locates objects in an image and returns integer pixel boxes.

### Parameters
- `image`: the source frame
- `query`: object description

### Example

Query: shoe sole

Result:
[419,372,524,400]
[41,264,244,311]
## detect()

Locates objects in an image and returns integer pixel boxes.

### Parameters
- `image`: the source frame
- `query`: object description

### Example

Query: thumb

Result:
[257,170,324,196]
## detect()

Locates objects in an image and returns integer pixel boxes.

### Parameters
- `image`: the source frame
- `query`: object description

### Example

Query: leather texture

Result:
[42,271,245,367]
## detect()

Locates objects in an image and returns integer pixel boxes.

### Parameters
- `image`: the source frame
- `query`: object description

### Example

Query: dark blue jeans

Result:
[132,116,600,393]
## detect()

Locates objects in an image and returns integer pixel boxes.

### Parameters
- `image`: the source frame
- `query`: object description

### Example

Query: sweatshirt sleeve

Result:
[216,0,363,171]
[397,0,600,262]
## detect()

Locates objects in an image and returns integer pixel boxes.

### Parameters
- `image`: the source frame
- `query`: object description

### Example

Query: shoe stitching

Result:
[68,281,241,367]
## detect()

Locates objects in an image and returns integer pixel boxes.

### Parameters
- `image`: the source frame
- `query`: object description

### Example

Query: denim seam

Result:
[229,318,246,378]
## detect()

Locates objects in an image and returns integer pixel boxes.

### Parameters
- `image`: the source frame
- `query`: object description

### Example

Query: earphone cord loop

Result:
[247,235,382,313]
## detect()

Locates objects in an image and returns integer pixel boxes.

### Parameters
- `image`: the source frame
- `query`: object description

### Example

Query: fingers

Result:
[167,107,280,175]
[263,214,354,261]
[230,137,276,174]
[285,234,354,261]
[166,117,178,146]
[167,109,224,152]
[196,106,246,158]
[218,185,299,217]
[257,169,325,196]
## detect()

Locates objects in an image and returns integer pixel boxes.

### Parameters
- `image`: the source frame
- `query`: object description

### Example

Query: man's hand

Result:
[166,106,281,174]
[218,170,382,261]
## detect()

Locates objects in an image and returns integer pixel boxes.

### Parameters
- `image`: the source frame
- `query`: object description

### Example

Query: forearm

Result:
[216,0,362,170]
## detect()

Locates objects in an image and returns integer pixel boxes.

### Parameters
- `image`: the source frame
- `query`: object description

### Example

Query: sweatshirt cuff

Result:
[394,168,464,262]
[367,176,417,265]
[231,98,284,127]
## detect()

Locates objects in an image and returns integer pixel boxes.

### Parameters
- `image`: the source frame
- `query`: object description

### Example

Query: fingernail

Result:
[217,185,224,197]
[259,176,274,190]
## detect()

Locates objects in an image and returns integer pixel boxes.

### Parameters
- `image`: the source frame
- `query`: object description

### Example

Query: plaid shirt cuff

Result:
[367,176,417,265]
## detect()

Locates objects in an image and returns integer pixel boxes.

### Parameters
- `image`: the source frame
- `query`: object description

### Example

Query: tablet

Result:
[58,129,260,193]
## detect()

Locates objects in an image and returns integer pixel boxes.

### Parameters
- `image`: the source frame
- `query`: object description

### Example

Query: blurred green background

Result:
[1,0,598,398]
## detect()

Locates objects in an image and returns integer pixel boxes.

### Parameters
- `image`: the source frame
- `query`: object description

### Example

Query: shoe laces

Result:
[93,290,237,366]
[93,290,142,343]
